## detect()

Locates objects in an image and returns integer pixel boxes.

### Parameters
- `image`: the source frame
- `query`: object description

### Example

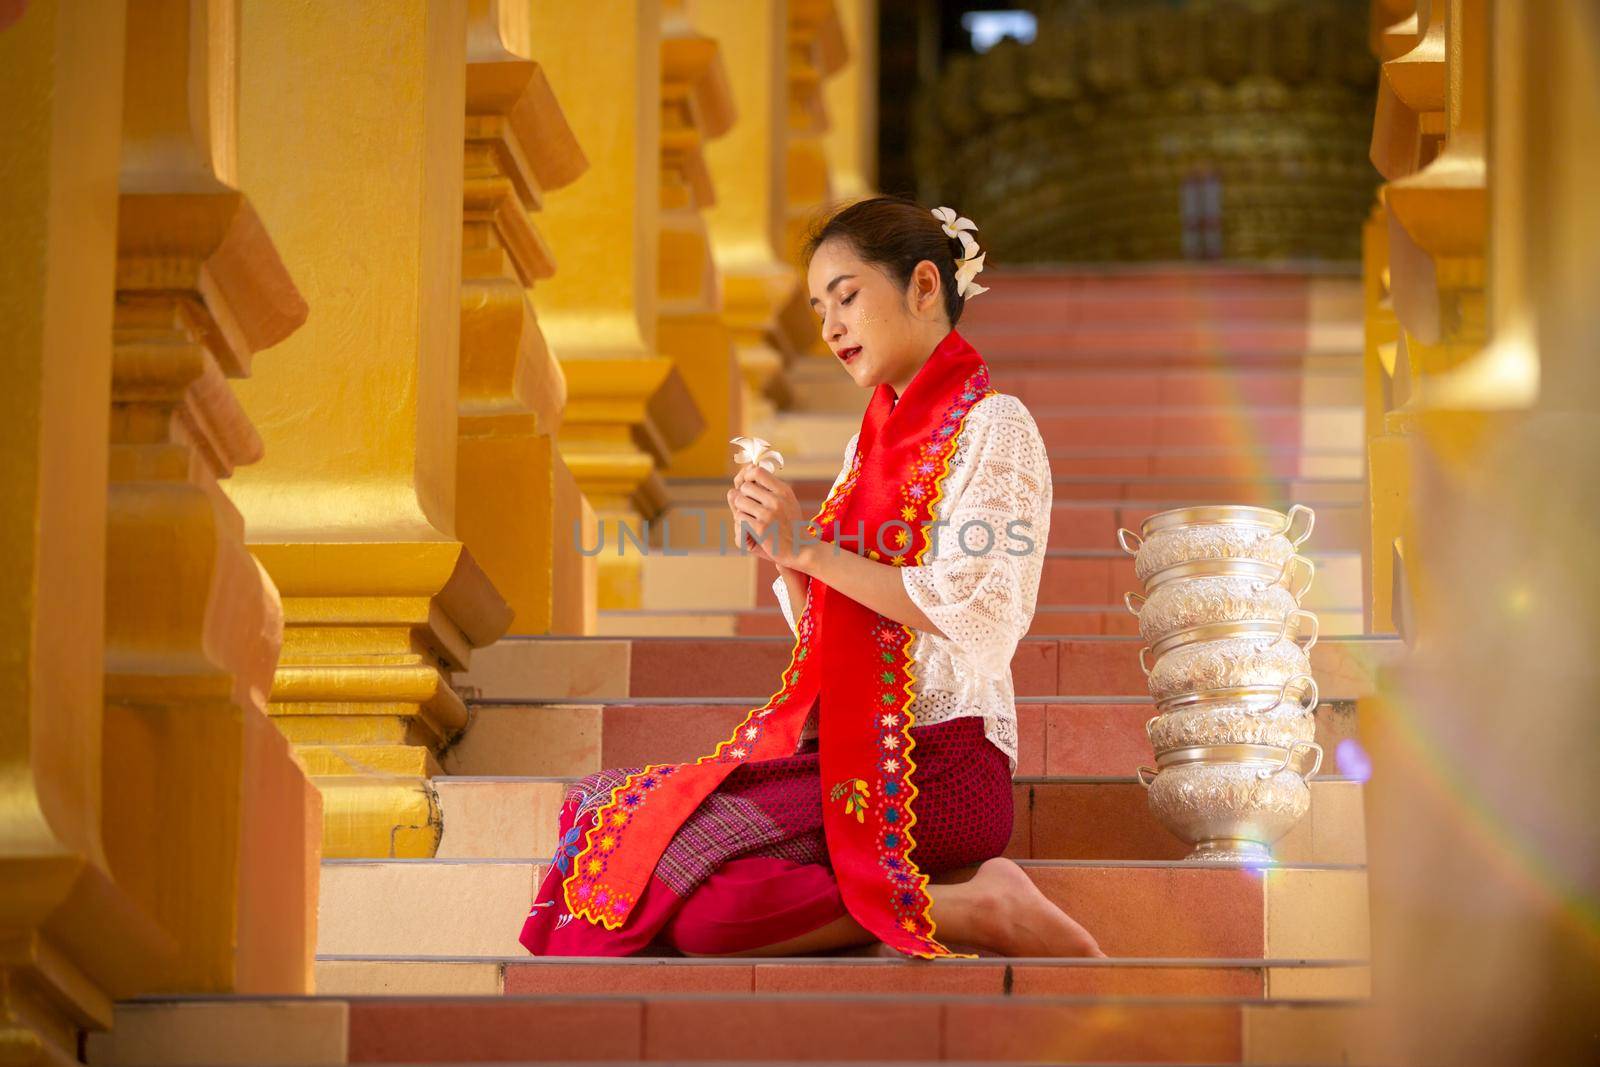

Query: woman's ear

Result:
[909,259,942,316]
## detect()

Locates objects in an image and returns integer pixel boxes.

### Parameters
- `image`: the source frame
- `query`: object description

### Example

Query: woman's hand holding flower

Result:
[728,464,806,568]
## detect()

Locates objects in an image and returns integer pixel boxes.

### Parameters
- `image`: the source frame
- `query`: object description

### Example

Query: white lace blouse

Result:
[772,392,1053,775]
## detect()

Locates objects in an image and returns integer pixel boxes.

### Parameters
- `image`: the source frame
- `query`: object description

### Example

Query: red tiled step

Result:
[999,369,1336,407]
[629,632,1378,700]
[338,991,1365,1063]
[960,340,1312,369]
[318,858,1360,961]
[433,771,1363,865]
[1050,448,1362,479]
[454,697,1360,780]
[777,475,1361,507]
[466,635,1394,701]
[463,626,1385,710]
[960,321,1312,358]
[733,604,1144,637]
[495,956,1331,997]
[735,598,1361,638]
[93,989,1371,1065]
[962,292,1313,327]
[739,502,1361,553]
[958,266,1317,302]
[1031,408,1314,449]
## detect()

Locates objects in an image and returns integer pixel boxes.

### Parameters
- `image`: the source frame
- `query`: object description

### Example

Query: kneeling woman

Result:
[520,196,1103,960]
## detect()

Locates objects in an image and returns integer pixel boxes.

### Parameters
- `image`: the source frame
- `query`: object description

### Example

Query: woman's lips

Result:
[837,345,861,363]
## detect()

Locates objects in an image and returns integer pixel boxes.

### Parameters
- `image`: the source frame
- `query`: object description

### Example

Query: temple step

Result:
[314,954,1369,1000]
[788,360,1363,412]
[443,699,1362,781]
[757,405,1363,459]
[315,858,1370,962]
[426,775,1365,866]
[1048,447,1365,480]
[787,363,1363,412]
[602,547,1363,614]
[651,491,1366,550]
[459,635,1401,703]
[86,992,1376,1064]
[703,604,1366,639]
[754,551,1364,612]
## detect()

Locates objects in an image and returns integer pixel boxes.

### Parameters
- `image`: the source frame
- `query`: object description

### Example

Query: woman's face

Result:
[806,237,945,394]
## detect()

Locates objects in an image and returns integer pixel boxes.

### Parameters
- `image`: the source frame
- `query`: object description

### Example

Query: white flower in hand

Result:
[730,435,785,473]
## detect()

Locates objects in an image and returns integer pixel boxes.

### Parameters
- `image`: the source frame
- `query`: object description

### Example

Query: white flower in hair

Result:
[932,205,977,240]
[931,205,989,299]
[730,435,785,472]
[954,251,989,298]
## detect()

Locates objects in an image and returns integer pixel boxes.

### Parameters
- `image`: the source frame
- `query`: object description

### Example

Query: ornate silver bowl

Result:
[1145,680,1319,753]
[1125,565,1314,648]
[1118,504,1316,585]
[1137,741,1324,863]
[1143,623,1317,703]
[1153,674,1320,714]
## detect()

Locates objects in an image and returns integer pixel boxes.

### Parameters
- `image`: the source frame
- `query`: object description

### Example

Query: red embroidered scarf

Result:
[561,329,994,959]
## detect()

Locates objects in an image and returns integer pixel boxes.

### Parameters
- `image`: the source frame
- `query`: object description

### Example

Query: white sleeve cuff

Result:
[773,574,799,635]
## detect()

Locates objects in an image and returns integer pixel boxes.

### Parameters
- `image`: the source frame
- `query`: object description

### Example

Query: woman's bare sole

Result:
[679,857,1106,959]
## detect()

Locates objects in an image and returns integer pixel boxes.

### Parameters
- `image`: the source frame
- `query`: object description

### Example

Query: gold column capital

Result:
[116,191,307,377]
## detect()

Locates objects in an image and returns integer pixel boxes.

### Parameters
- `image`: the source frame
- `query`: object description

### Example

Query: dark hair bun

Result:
[803,195,970,326]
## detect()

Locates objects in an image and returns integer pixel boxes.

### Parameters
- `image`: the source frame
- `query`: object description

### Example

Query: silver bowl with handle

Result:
[1118,504,1316,586]
[1145,675,1319,752]
[1124,558,1315,647]
[1141,613,1318,703]
[1137,740,1323,863]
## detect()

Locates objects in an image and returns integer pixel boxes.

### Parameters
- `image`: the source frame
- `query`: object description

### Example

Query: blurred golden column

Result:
[822,0,878,203]
[0,3,169,1061]
[784,0,847,260]
[231,0,512,858]
[694,0,803,422]
[781,1,849,360]
[457,0,597,635]
[1359,203,1403,633]
[1363,0,1488,631]
[1353,1,1600,1062]
[659,1,743,480]
[106,0,320,994]
[528,0,704,610]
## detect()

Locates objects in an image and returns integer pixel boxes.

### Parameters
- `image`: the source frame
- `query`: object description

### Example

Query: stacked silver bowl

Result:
[1118,505,1324,863]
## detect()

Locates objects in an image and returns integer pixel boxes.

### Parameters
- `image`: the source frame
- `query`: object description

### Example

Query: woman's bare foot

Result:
[961,857,1108,958]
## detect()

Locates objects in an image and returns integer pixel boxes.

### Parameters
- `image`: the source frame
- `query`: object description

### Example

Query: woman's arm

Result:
[790,545,950,639]
[776,564,811,623]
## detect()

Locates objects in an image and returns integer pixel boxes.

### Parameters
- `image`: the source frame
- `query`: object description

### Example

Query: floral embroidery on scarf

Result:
[557,444,866,929]
[861,367,995,950]
[830,778,872,822]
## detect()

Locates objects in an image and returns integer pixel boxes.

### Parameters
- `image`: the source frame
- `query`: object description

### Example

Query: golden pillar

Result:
[783,0,847,261]
[694,0,803,423]
[106,0,320,994]
[1355,1,1600,1062]
[822,0,878,203]
[779,0,848,362]
[1364,0,1489,632]
[0,3,169,1061]
[659,1,743,480]
[231,0,512,858]
[528,0,704,610]
[457,0,596,635]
